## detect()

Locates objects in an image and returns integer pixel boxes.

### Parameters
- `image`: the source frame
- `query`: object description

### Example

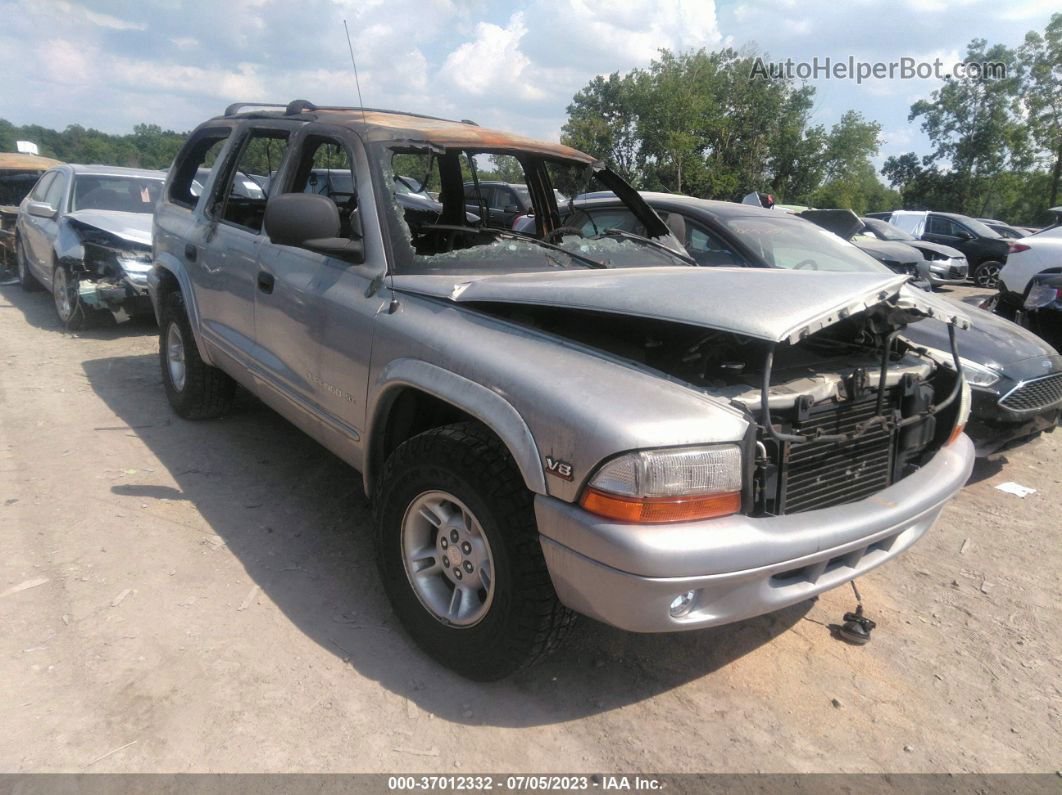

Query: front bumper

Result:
[967,383,1060,456]
[536,435,974,633]
[77,272,151,315]
[927,258,969,286]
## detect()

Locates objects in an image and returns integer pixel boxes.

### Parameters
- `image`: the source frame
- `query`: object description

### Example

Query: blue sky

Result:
[0,0,1056,170]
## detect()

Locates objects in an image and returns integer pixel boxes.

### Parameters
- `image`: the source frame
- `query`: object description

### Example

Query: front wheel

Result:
[374,422,573,680]
[973,260,1002,289]
[158,290,236,419]
[52,264,106,329]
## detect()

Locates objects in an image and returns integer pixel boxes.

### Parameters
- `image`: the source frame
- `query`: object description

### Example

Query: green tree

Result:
[1020,13,1062,207]
[908,39,1024,215]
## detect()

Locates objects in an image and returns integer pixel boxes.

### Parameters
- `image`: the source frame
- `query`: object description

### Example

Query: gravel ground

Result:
[0,282,1058,773]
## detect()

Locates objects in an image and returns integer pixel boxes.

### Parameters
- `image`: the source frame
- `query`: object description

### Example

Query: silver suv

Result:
[150,100,975,680]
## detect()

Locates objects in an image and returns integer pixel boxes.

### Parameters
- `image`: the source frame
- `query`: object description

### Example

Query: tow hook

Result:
[834,580,876,645]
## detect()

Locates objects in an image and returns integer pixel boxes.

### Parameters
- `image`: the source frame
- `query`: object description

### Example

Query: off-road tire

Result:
[159,290,236,419]
[16,240,41,292]
[374,422,574,680]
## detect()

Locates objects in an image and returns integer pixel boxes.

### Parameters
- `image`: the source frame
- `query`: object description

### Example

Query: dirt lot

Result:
[0,282,1059,774]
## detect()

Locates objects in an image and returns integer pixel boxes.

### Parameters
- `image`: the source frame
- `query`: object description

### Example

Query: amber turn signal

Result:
[946,423,965,445]
[580,488,741,523]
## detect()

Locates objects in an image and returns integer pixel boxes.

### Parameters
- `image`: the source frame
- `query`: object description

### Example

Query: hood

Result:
[902,302,1058,371]
[798,209,864,240]
[391,267,969,344]
[64,210,152,247]
[907,240,964,259]
[853,238,924,266]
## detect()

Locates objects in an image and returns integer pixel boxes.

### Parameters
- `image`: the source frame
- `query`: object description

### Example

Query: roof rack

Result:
[222,99,477,126]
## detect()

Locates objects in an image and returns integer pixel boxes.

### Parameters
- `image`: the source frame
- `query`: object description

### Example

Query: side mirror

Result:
[26,201,56,219]
[264,193,363,263]
[957,229,974,240]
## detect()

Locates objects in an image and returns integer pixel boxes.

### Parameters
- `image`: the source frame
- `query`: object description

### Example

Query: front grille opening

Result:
[999,373,1062,413]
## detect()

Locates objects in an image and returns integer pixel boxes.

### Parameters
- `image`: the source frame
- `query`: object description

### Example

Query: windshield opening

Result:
[726,215,893,274]
[378,145,691,275]
[72,175,164,214]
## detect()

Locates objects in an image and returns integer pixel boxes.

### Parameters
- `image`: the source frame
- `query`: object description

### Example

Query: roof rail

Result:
[223,102,288,116]
[223,99,473,126]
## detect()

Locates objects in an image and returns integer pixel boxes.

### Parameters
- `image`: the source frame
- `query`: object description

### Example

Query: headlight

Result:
[118,257,152,274]
[579,444,742,523]
[959,359,1001,387]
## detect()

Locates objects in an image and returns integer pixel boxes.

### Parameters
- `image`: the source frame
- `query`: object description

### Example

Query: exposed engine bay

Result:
[473,300,964,517]
[58,218,153,321]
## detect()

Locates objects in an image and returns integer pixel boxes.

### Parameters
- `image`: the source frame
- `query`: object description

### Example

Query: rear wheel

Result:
[973,260,1002,289]
[16,241,41,292]
[158,290,236,419]
[374,422,574,680]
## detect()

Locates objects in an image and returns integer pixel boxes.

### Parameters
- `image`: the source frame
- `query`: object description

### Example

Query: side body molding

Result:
[367,358,547,496]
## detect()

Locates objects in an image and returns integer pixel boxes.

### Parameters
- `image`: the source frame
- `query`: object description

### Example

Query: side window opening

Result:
[28,172,56,203]
[42,173,67,209]
[216,130,289,233]
[289,137,361,240]
[170,131,230,209]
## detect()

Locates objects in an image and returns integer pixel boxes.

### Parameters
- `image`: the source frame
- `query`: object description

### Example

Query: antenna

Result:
[343,20,367,124]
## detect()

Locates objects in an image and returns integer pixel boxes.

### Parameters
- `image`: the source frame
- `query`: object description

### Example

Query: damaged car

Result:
[16,164,166,328]
[151,100,975,680]
[0,151,63,278]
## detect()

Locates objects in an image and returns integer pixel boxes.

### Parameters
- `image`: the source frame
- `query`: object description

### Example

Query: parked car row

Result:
[2,101,1057,681]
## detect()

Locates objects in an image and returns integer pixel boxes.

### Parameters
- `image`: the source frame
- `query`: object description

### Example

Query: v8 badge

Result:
[544,456,573,481]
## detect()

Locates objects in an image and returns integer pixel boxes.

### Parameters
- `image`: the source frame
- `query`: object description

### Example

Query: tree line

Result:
[562,13,1061,225]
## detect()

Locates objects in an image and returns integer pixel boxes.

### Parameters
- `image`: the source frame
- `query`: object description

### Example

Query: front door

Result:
[253,129,386,463]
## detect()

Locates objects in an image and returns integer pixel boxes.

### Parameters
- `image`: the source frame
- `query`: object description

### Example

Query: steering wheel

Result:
[546,225,586,244]
[793,258,819,270]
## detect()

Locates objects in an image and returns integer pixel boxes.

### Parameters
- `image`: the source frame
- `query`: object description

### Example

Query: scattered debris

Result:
[959,538,970,554]
[831,698,843,709]
[238,585,260,611]
[995,481,1036,498]
[394,746,440,758]
[903,744,914,753]
[1,577,49,598]
[86,740,137,767]
[110,588,132,607]
[61,614,70,625]
[980,580,992,594]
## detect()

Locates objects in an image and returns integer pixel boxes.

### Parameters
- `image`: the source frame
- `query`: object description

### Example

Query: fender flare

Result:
[365,358,547,496]
[150,255,215,367]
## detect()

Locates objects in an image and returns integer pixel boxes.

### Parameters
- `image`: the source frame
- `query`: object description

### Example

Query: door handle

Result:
[257,271,275,294]
[184,244,197,262]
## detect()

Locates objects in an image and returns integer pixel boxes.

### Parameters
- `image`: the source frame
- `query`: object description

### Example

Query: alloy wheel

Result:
[400,490,495,627]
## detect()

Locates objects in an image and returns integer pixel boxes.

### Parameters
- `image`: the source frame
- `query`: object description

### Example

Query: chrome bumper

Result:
[536,435,974,633]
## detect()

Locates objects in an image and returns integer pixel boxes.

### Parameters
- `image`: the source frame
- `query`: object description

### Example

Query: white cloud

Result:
[53,0,146,31]
[439,12,533,97]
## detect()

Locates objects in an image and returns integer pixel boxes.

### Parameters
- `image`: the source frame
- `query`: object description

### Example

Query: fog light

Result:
[669,591,696,618]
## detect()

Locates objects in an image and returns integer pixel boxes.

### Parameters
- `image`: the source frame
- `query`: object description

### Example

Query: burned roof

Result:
[0,152,63,171]
[218,100,597,164]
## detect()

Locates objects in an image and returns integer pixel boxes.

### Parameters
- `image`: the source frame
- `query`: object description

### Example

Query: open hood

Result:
[64,210,152,247]
[391,267,969,344]
[798,209,865,241]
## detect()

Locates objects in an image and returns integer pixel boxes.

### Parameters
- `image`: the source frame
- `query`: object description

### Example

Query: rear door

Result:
[196,124,290,371]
